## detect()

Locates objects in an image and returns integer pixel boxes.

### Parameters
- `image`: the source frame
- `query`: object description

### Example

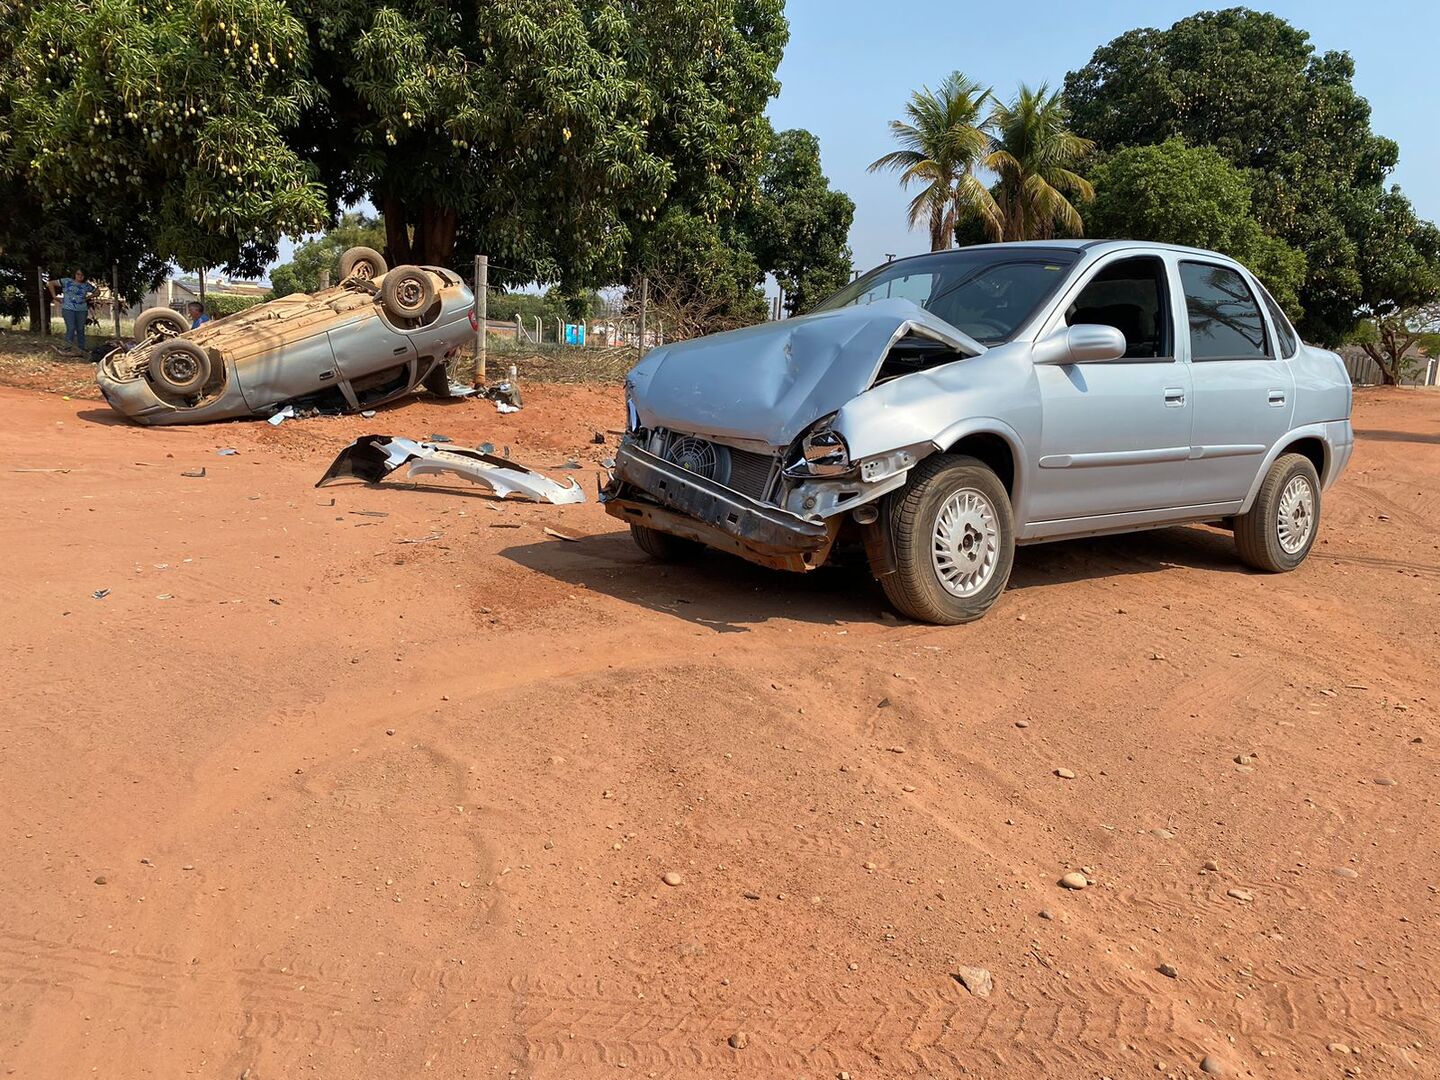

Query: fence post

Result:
[473,254,488,387]
[515,313,523,343]
[534,315,541,344]
[318,268,330,291]
[112,262,121,340]
[637,275,648,358]
[37,268,47,336]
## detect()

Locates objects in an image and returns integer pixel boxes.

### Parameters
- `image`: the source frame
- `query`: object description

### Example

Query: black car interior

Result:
[1065,256,1172,359]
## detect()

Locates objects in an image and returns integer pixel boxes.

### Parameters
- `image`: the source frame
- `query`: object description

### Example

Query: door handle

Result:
[1164,387,1186,407]
[393,346,408,355]
[1268,389,1286,406]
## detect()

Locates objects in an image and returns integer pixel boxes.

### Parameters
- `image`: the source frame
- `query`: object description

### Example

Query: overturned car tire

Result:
[134,306,189,341]
[339,246,387,282]
[148,339,212,397]
[878,454,1015,625]
[380,266,437,320]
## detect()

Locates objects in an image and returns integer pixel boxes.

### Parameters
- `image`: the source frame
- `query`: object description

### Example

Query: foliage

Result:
[268,213,388,297]
[869,73,994,250]
[632,210,768,339]
[1062,7,1437,344]
[745,129,855,314]
[1086,140,1307,314]
[202,293,268,319]
[2,1,788,296]
[4,0,328,276]
[1347,188,1440,383]
[983,85,1094,242]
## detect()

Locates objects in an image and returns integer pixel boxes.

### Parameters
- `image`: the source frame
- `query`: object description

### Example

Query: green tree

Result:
[746,129,855,314]
[869,73,995,250]
[268,213,388,297]
[1062,7,1430,343]
[3,1,787,294]
[1347,188,1440,383]
[1086,139,1307,314]
[633,210,768,339]
[983,84,1094,241]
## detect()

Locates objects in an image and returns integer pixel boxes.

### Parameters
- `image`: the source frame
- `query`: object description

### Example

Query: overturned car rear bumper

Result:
[602,443,835,572]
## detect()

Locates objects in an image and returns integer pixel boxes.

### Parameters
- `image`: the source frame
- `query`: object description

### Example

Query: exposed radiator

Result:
[726,447,778,501]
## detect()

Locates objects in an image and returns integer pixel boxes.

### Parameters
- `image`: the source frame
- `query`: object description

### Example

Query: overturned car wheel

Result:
[381,266,437,320]
[878,454,1015,625]
[630,524,701,562]
[148,339,212,397]
[134,306,189,341]
[339,246,387,282]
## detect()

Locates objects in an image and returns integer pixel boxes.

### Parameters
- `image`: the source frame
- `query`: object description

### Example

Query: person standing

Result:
[49,270,97,352]
[186,300,212,329]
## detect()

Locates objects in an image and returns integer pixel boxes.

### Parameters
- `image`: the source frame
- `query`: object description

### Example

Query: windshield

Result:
[812,248,1080,344]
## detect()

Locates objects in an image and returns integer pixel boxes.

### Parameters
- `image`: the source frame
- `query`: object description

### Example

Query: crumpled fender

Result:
[316,435,586,504]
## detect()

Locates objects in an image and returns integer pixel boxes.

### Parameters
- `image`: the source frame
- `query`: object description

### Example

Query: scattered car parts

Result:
[317,435,586,505]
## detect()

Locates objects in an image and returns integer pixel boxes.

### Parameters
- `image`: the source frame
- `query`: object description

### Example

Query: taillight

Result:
[468,311,479,331]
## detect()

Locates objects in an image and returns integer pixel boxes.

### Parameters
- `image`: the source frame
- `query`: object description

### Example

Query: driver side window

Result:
[1065,256,1172,360]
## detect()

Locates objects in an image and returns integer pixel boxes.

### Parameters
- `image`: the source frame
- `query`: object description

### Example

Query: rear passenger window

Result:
[1256,284,1298,358]
[1179,262,1270,360]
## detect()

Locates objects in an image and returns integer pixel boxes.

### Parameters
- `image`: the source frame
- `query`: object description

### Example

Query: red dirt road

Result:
[1,384,1437,1079]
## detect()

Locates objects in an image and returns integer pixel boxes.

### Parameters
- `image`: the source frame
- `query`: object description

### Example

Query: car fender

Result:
[1237,421,1347,513]
[928,415,1032,519]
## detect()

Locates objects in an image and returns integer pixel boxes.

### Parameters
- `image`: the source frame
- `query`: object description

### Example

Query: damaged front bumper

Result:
[602,443,835,572]
[317,435,585,504]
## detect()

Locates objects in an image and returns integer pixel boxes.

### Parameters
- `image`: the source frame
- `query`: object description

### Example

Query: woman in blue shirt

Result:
[50,270,97,352]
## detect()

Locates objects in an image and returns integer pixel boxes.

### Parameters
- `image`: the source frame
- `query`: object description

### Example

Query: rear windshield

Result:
[811,248,1080,344]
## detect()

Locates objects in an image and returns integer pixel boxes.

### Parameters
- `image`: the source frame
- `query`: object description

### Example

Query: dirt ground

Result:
[1,378,1436,1079]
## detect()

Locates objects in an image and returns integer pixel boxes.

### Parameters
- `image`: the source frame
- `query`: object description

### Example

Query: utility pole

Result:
[637,275,648,358]
[473,254,488,387]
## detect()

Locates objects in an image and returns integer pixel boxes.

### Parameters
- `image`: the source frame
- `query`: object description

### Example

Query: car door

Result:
[1176,260,1295,507]
[1028,253,1194,524]
[325,304,418,400]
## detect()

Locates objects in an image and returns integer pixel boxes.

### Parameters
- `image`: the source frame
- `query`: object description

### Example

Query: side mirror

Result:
[1034,324,1128,365]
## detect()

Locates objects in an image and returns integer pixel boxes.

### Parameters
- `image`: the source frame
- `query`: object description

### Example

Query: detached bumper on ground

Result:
[601,443,834,572]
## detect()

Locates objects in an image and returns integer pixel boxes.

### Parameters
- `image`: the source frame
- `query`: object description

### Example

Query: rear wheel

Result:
[134,306,188,341]
[877,454,1015,624]
[148,339,212,397]
[630,524,701,562]
[1234,453,1320,572]
[338,246,387,282]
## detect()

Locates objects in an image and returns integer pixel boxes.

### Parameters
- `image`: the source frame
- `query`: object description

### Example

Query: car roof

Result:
[882,238,1243,266]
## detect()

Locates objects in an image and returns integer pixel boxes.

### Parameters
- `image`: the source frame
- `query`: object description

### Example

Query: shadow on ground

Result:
[503,522,1249,631]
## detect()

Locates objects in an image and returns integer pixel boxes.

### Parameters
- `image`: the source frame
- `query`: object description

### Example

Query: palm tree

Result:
[984,84,1095,242]
[868,73,998,251]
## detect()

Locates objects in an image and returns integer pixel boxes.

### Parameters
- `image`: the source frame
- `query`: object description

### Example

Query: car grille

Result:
[657,430,778,502]
[726,447,777,501]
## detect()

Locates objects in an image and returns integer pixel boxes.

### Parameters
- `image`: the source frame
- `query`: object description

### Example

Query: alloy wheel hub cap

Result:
[932,488,999,598]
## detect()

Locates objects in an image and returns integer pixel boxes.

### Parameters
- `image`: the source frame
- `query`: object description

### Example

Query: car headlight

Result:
[785,415,852,477]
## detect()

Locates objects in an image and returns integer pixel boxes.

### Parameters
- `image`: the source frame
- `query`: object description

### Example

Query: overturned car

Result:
[603,241,1354,624]
[97,247,477,425]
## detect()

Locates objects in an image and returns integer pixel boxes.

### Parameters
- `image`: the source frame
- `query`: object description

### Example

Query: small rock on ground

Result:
[727,1031,749,1050]
[662,872,683,887]
[1157,962,1178,979]
[952,965,993,998]
[1328,1042,1352,1054]
[1333,867,1358,879]
[1200,1054,1226,1074]
[1059,872,1089,890]
[1055,768,1076,779]
[1226,888,1254,902]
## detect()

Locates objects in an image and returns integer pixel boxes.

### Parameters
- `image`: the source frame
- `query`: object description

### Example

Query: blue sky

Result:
[770,0,1440,274]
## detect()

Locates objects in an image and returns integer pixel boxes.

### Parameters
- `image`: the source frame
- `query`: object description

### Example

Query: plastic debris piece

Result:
[216,448,238,456]
[92,589,110,600]
[180,467,207,478]
[266,405,296,426]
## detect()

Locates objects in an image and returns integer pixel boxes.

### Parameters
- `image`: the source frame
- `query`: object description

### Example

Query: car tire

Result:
[630,524,701,561]
[1234,452,1321,572]
[380,266,437,320]
[134,306,189,341]
[339,246,387,282]
[878,454,1015,624]
[148,339,212,397]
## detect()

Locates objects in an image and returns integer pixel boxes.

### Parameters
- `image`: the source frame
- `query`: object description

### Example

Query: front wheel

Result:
[877,454,1015,624]
[1234,453,1321,572]
[630,524,701,562]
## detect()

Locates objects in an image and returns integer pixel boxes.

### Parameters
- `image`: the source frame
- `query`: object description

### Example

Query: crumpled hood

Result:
[627,299,984,448]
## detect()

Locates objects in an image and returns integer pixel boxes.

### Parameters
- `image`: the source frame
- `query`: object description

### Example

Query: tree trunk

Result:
[26,259,45,333]
[380,194,458,268]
